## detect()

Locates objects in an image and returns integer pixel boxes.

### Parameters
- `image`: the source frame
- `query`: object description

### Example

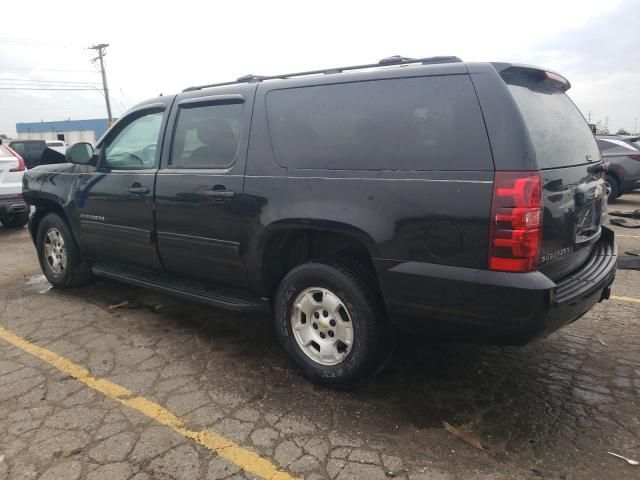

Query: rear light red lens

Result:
[629,155,640,161]
[6,146,25,172]
[489,171,543,272]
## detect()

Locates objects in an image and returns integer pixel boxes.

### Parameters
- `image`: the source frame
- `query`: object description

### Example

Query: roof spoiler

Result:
[492,63,571,91]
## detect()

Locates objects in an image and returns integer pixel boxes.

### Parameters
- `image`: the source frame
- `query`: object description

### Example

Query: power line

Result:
[2,66,98,74]
[0,78,101,85]
[0,87,102,91]
[0,37,82,49]
[0,82,101,88]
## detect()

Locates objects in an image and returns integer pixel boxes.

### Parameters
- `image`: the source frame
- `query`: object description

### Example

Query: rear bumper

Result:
[0,195,28,219]
[376,228,617,345]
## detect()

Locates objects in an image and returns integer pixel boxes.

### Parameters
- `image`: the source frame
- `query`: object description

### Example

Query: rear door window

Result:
[266,75,492,171]
[170,103,243,169]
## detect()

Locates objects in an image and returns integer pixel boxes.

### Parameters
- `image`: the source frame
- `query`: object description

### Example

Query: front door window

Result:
[103,112,163,170]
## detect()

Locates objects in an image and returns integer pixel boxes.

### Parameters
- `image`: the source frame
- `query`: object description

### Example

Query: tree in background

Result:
[0,134,7,139]
[616,128,630,135]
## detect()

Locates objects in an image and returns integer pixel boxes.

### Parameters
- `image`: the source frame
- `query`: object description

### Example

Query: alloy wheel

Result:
[290,287,354,366]
[43,227,67,274]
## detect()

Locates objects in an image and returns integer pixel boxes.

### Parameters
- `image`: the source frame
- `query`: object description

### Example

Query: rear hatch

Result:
[502,66,606,281]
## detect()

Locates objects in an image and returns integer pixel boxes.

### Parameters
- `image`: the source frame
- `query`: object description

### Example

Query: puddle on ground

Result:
[24,275,52,294]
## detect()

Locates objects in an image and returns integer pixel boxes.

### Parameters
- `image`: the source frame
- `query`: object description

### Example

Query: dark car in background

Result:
[23,57,616,387]
[9,140,47,169]
[596,135,640,201]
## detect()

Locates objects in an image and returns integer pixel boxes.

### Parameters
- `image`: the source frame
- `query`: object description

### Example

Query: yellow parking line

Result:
[611,295,640,304]
[0,326,297,480]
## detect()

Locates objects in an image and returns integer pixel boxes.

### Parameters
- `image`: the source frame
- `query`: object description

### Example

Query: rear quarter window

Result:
[266,75,492,171]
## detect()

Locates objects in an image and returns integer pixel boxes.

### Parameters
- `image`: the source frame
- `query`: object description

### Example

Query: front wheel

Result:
[274,261,392,388]
[36,213,91,288]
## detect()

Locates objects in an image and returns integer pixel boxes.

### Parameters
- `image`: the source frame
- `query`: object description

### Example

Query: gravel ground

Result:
[0,197,639,480]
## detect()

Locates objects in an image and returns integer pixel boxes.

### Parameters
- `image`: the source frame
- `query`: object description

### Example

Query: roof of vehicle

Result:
[178,56,571,96]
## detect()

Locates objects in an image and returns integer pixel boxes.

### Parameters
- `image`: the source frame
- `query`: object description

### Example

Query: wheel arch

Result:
[258,220,381,298]
[29,198,73,245]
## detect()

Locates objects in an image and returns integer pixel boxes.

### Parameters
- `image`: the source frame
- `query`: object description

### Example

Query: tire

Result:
[274,260,392,388]
[605,175,619,202]
[1,212,28,228]
[36,213,91,288]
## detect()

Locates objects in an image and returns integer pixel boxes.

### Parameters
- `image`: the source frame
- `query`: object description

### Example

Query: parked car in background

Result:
[23,57,616,387]
[46,140,66,147]
[0,142,28,228]
[8,140,47,169]
[595,135,640,201]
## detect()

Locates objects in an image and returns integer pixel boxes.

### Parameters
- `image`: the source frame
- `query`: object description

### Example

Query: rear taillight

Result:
[629,155,640,161]
[489,171,543,272]
[6,146,25,172]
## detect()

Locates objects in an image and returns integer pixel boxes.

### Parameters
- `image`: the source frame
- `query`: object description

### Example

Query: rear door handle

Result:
[204,188,235,200]
[127,186,149,195]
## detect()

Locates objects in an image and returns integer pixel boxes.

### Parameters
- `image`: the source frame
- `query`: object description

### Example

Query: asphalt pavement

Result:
[0,194,639,480]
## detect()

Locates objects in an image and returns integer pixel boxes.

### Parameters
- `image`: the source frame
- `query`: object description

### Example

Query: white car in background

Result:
[0,142,28,228]
[45,140,66,147]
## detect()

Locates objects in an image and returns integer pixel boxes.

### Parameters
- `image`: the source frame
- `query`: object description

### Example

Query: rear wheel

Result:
[1,212,28,228]
[274,260,392,388]
[36,213,91,288]
[605,175,619,202]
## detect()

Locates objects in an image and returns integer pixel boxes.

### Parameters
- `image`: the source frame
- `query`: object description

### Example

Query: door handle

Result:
[127,186,149,195]
[204,187,235,200]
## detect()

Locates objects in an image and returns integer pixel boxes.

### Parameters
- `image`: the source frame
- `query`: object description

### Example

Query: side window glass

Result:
[265,76,492,171]
[170,103,243,168]
[103,111,164,170]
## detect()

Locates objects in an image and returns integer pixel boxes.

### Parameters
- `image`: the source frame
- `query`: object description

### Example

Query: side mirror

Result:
[66,142,95,165]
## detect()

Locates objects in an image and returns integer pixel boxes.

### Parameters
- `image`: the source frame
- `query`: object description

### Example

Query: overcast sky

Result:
[1,0,639,136]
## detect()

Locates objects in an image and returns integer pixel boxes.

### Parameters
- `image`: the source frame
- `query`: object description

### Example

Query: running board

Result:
[91,264,269,312]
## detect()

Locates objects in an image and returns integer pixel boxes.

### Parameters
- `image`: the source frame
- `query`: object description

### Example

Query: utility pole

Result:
[89,44,113,125]
[587,110,591,123]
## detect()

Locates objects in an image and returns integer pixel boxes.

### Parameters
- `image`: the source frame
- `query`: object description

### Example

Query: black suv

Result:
[23,56,616,387]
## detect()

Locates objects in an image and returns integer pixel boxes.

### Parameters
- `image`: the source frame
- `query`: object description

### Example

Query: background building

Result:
[15,119,109,145]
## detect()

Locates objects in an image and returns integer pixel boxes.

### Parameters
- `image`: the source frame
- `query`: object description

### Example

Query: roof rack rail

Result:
[182,55,462,92]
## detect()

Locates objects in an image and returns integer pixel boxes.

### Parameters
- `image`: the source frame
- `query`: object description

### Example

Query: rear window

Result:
[11,141,46,155]
[266,75,492,171]
[506,82,600,169]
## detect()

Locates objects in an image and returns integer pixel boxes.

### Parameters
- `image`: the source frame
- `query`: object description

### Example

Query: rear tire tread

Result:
[274,259,392,389]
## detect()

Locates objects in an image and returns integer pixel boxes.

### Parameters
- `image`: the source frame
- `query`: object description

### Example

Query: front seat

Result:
[189,119,237,166]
